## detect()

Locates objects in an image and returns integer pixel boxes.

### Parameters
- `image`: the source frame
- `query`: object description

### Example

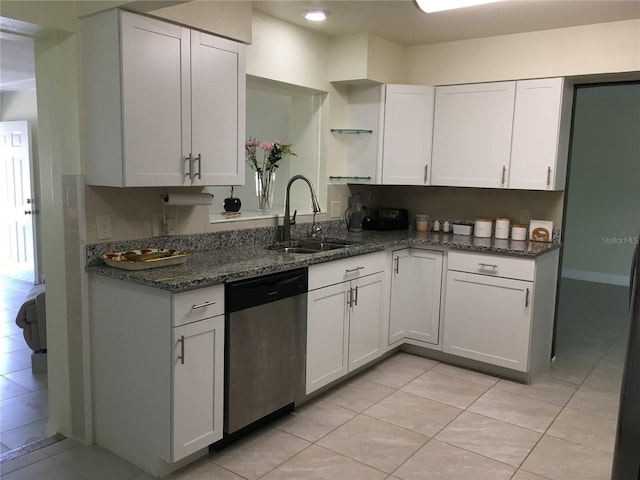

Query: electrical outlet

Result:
[330,201,342,219]
[96,214,112,239]
[520,208,531,225]
[152,213,163,237]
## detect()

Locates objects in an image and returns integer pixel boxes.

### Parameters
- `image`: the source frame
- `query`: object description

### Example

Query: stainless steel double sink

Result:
[267,238,360,254]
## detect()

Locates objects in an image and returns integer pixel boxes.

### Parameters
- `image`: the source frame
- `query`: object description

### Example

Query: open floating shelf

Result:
[330,128,373,134]
[329,176,373,181]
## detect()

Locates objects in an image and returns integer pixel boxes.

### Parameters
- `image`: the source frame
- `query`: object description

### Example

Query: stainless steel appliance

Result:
[362,208,409,231]
[611,232,640,479]
[224,268,307,440]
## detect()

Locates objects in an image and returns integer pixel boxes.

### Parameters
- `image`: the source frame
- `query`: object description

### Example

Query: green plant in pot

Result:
[223,186,241,212]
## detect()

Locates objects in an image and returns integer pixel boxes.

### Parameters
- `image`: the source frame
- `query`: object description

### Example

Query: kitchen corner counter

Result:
[86,230,561,292]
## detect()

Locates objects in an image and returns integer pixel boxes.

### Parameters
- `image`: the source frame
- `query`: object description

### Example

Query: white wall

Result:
[562,83,640,286]
[406,19,640,86]
[247,12,330,92]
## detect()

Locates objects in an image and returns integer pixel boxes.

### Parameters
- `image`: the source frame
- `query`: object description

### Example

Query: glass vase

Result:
[255,169,276,214]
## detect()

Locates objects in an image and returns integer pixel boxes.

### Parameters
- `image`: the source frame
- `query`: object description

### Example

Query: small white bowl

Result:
[452,223,473,236]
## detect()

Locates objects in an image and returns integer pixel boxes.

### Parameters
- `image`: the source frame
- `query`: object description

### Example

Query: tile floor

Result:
[0,276,49,454]
[0,278,630,480]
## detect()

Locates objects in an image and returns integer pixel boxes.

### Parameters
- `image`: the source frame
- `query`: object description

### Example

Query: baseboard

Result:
[561,268,630,287]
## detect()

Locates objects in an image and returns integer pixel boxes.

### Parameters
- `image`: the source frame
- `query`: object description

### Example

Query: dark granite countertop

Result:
[86,229,561,293]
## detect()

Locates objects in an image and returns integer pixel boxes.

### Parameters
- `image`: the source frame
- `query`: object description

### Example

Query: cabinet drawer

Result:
[173,285,224,326]
[309,251,386,291]
[447,251,534,281]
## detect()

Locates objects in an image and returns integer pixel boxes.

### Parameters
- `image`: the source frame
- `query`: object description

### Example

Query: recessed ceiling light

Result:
[415,0,504,13]
[304,10,327,22]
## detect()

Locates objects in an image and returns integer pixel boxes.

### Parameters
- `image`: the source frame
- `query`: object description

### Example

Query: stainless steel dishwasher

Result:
[224,267,308,440]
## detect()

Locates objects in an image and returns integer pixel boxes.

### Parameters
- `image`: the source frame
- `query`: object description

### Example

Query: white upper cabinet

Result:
[82,10,245,187]
[431,81,516,188]
[338,84,434,185]
[381,85,435,185]
[509,78,573,190]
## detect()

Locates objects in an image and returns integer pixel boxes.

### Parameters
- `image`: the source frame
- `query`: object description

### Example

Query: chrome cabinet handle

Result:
[347,287,352,307]
[525,288,530,307]
[177,335,185,365]
[184,154,193,179]
[501,166,506,185]
[478,263,498,269]
[353,286,358,306]
[194,153,202,180]
[345,266,364,273]
[395,257,400,274]
[192,300,216,310]
[424,164,428,183]
[546,166,551,186]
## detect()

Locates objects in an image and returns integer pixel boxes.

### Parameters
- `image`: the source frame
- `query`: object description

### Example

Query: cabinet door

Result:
[389,249,442,346]
[431,82,515,188]
[121,12,190,187]
[349,272,385,370]
[191,31,245,186]
[509,78,569,190]
[443,271,532,372]
[382,85,435,185]
[306,283,349,394]
[172,315,224,460]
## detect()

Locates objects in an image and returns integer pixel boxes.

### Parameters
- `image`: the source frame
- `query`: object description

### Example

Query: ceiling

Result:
[1,0,640,92]
[253,0,640,46]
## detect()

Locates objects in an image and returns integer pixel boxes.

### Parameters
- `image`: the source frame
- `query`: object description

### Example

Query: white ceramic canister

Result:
[511,224,527,241]
[495,217,510,239]
[474,218,492,238]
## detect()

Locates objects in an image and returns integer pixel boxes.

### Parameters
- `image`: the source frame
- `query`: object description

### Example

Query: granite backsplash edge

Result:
[85,219,348,266]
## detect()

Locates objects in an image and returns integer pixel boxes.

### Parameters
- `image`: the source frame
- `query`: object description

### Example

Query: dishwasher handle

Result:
[226,267,308,313]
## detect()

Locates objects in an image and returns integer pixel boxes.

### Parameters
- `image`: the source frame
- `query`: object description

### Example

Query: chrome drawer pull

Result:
[177,335,185,365]
[395,257,400,274]
[525,288,530,307]
[192,300,216,310]
[478,263,498,269]
[345,266,364,273]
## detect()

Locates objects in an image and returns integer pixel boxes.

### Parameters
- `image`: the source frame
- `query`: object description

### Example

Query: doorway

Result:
[0,35,48,456]
[554,82,640,378]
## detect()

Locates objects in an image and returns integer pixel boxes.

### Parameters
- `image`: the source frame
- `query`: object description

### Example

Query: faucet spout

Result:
[283,175,321,242]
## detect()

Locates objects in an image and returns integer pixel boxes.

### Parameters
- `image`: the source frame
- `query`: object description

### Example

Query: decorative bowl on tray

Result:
[102,248,190,271]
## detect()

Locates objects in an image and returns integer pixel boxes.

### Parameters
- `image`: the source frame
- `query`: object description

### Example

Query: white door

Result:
[306,282,349,394]
[509,78,566,190]
[431,82,516,188]
[0,120,37,283]
[348,272,385,370]
[120,11,190,187]
[191,30,245,186]
[172,315,224,461]
[381,85,435,185]
[443,271,533,372]
[390,249,443,346]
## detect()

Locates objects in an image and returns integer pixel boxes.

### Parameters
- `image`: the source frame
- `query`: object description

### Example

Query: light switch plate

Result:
[330,201,342,219]
[152,213,163,237]
[96,214,112,239]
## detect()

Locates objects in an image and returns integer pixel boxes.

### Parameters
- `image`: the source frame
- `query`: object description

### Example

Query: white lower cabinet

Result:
[172,315,224,461]
[90,276,224,477]
[389,249,443,347]
[442,250,559,376]
[443,271,532,371]
[306,253,386,395]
